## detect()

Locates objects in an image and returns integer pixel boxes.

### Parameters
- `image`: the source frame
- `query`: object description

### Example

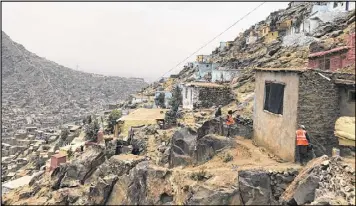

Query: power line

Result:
[154,2,266,82]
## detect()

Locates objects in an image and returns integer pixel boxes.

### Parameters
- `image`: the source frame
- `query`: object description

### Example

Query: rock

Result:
[321,160,330,169]
[186,185,242,205]
[293,175,319,205]
[169,128,232,167]
[51,145,105,190]
[195,134,232,164]
[106,161,174,205]
[169,128,197,167]
[29,170,44,186]
[330,30,343,37]
[238,170,276,205]
[19,191,32,199]
[88,175,118,205]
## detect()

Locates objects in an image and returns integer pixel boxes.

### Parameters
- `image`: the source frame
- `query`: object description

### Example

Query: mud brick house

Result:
[50,153,67,171]
[308,33,355,71]
[253,67,355,162]
[182,82,233,110]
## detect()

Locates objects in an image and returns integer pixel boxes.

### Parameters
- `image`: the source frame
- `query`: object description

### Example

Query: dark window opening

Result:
[348,90,355,102]
[334,2,338,8]
[319,58,331,70]
[264,82,285,115]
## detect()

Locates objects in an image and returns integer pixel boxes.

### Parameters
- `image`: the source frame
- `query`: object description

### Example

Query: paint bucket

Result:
[332,147,340,157]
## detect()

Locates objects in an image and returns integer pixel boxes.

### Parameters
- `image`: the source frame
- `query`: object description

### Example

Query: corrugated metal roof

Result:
[308,46,350,58]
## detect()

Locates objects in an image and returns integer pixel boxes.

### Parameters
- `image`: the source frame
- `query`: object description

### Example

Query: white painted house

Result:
[212,68,241,83]
[246,31,258,45]
[129,94,149,104]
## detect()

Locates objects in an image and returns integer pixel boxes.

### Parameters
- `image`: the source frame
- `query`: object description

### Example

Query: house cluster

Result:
[187,53,242,83]
[245,1,355,45]
[1,123,83,194]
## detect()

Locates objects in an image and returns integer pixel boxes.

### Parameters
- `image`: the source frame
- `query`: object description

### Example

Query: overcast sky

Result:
[2,2,289,82]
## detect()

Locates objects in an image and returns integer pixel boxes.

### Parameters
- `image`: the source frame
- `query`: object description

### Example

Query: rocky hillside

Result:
[2,31,147,130]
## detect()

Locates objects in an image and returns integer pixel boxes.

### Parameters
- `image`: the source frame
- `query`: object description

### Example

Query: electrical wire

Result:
[153,2,266,82]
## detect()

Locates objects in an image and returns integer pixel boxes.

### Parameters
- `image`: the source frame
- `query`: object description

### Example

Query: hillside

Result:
[1,31,148,132]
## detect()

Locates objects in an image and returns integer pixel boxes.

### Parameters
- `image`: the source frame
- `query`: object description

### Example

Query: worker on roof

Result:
[226,110,235,138]
[295,125,311,166]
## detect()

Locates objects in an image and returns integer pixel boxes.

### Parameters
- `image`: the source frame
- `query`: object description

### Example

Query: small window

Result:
[264,82,285,115]
[185,88,188,99]
[349,90,355,102]
[334,2,338,8]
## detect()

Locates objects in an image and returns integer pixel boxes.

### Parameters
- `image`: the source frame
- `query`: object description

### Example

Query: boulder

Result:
[106,161,174,205]
[51,145,105,190]
[185,185,242,205]
[293,175,319,205]
[238,170,276,205]
[195,134,232,164]
[169,128,197,168]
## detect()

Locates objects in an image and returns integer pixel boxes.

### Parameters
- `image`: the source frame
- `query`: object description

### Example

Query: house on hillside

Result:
[129,94,149,104]
[219,41,234,51]
[246,30,258,45]
[181,82,233,110]
[276,19,292,36]
[211,68,241,83]
[196,55,212,63]
[258,25,271,37]
[253,67,355,162]
[326,1,356,12]
[265,30,279,43]
[114,108,167,138]
[193,62,220,82]
[308,33,355,71]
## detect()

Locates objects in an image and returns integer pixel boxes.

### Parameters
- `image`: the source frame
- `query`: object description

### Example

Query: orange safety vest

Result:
[296,129,309,146]
[226,115,235,125]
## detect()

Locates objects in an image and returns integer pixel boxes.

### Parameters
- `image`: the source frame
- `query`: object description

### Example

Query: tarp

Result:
[335,117,355,147]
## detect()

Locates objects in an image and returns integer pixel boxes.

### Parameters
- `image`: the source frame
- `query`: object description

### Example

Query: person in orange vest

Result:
[226,110,236,138]
[295,125,311,165]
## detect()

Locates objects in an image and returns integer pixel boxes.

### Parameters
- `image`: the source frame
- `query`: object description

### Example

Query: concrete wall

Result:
[339,87,355,117]
[297,71,340,155]
[182,86,196,110]
[212,69,240,82]
[194,63,212,80]
[253,71,300,162]
[246,35,258,45]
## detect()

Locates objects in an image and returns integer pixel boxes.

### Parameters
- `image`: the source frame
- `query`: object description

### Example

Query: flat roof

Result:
[52,153,67,158]
[254,67,308,72]
[120,108,167,121]
[308,46,350,58]
[2,175,33,189]
[184,82,224,88]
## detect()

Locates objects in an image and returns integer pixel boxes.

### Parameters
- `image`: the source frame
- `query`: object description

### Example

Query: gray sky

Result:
[2,2,289,82]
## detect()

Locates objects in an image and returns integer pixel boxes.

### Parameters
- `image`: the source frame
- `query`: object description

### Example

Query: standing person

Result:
[226,110,235,138]
[215,105,222,118]
[295,125,310,166]
[301,125,316,159]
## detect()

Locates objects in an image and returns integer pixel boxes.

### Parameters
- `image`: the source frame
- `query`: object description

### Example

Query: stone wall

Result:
[197,117,253,139]
[297,71,340,155]
[268,169,299,202]
[196,87,233,108]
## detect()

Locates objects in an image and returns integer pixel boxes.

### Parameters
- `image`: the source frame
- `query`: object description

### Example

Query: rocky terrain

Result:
[2,31,147,136]
[2,2,355,205]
